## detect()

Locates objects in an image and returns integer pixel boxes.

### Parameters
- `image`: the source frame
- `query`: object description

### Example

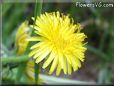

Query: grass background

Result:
[1,0,114,85]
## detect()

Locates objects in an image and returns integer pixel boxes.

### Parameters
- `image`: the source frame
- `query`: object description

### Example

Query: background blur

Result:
[1,0,114,85]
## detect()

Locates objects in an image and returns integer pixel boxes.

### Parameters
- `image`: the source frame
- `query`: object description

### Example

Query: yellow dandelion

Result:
[28,11,87,75]
[15,20,31,55]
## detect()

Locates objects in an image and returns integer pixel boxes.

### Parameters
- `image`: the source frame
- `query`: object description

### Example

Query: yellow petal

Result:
[17,33,28,42]
[65,54,72,65]
[67,63,72,75]
[58,52,67,74]
[56,61,61,76]
[42,51,56,69]
[75,58,81,68]
[75,52,84,62]
[27,37,42,41]
[35,48,52,63]
[27,60,34,68]
[16,21,29,39]
[62,56,67,74]
[49,55,58,74]
[58,52,64,68]
[33,47,49,59]
[29,48,40,57]
[29,42,51,57]
[35,30,50,40]
[30,25,40,31]
[70,56,78,71]
[30,42,45,50]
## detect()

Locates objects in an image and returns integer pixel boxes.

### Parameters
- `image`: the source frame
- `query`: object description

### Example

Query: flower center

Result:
[50,30,68,52]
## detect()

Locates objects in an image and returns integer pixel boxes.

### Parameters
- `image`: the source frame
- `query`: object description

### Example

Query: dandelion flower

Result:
[28,12,87,75]
[15,21,43,83]
[15,20,31,55]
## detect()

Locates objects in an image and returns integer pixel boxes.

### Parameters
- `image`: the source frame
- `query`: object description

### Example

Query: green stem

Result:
[1,55,29,65]
[34,0,42,20]
[34,62,39,84]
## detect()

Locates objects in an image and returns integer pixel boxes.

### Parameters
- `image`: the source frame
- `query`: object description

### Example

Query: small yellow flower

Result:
[28,12,87,75]
[15,20,31,55]
[26,59,44,84]
[15,21,44,84]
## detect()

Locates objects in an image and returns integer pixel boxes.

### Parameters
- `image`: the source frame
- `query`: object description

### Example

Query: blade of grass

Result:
[2,3,12,16]
[34,0,42,22]
[99,28,109,51]
[33,0,42,84]
[87,45,111,62]
[108,10,114,61]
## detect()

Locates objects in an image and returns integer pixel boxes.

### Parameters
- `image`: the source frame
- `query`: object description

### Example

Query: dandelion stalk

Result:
[1,55,29,65]
[33,0,42,84]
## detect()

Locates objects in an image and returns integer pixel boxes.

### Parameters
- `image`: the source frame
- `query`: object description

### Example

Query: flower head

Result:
[15,21,43,83]
[28,12,87,75]
[15,20,31,55]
